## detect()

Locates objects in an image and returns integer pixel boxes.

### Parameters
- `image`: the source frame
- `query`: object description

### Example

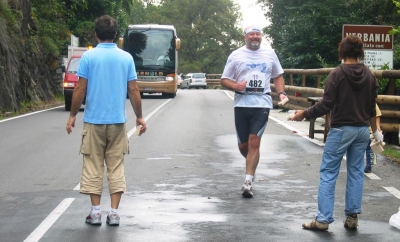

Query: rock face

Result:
[0,0,62,113]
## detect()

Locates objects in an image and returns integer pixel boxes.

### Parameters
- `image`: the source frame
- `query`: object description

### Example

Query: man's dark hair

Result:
[338,35,365,61]
[94,15,118,41]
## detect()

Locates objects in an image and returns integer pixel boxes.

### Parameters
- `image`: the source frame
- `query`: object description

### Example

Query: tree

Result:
[258,0,400,69]
[64,0,132,47]
[31,0,132,57]
[127,0,244,74]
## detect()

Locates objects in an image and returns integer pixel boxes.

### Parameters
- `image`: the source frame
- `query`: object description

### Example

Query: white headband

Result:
[244,27,263,35]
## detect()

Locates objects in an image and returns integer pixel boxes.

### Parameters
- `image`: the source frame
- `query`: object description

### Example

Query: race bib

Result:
[245,72,265,94]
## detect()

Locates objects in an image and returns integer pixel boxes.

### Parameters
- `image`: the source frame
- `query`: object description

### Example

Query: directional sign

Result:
[343,25,393,50]
[364,50,393,69]
[342,25,393,69]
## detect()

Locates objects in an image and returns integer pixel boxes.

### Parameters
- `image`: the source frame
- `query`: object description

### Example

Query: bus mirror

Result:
[176,38,181,50]
[117,37,124,48]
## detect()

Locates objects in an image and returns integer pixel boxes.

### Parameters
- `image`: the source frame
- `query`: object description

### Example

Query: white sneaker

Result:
[86,212,102,225]
[242,180,253,198]
[106,212,120,226]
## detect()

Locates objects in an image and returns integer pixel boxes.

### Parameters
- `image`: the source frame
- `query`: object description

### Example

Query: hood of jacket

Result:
[339,63,369,91]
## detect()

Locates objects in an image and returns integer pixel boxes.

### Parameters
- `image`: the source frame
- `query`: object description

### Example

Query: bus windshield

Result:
[124,29,175,72]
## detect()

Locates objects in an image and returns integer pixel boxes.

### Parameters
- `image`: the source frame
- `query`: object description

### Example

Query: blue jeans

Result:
[315,126,369,224]
[365,139,374,167]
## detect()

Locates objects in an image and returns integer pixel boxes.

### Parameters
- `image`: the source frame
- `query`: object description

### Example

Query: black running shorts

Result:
[234,107,270,144]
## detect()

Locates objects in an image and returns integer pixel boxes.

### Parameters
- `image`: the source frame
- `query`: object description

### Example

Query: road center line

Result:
[127,99,171,138]
[24,198,75,242]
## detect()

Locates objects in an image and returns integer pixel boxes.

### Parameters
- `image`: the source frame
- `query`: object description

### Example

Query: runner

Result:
[220,25,287,198]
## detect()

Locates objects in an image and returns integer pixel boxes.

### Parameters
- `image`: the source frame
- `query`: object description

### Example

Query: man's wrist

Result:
[278,92,287,96]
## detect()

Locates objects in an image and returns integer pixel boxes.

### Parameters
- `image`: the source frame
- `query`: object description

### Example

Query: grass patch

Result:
[0,98,64,120]
[382,146,400,165]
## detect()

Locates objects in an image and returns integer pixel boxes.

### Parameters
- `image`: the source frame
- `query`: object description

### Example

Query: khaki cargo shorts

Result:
[79,122,129,195]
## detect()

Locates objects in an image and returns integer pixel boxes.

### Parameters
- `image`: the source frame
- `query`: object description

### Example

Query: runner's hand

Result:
[278,97,289,106]
[236,81,247,91]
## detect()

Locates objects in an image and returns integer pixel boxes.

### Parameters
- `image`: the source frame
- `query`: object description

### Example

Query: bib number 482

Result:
[245,73,265,94]
[248,79,262,88]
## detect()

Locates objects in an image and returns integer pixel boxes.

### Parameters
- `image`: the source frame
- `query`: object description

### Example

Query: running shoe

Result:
[106,212,120,226]
[86,213,102,225]
[242,180,253,198]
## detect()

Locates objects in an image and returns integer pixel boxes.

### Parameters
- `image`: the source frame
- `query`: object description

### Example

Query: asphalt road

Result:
[1,89,399,242]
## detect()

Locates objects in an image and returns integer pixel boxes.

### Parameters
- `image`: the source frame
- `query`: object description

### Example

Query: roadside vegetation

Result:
[382,146,400,165]
[0,94,64,120]
[26,0,243,75]
[259,0,400,71]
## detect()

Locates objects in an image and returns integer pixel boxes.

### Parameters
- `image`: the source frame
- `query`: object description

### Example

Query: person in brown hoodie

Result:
[290,35,383,231]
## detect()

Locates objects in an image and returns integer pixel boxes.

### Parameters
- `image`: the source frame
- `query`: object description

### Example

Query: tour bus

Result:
[120,24,181,98]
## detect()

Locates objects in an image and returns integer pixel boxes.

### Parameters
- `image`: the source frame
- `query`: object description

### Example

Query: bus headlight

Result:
[166,76,174,81]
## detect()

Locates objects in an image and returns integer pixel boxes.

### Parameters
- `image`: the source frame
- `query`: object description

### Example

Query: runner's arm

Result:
[221,78,246,92]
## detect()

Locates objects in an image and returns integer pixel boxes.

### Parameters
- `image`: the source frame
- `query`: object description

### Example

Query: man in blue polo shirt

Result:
[66,15,146,226]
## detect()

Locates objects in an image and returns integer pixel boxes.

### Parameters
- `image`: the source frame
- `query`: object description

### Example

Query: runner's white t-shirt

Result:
[221,46,284,108]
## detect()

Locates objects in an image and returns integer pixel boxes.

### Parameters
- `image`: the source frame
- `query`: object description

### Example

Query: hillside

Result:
[0,1,62,114]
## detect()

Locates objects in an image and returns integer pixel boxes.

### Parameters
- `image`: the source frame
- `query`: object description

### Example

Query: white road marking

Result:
[223,90,234,99]
[23,198,75,242]
[147,157,172,160]
[73,183,80,190]
[269,116,325,147]
[343,156,382,180]
[0,106,64,123]
[383,187,400,200]
[364,173,381,180]
[127,99,172,138]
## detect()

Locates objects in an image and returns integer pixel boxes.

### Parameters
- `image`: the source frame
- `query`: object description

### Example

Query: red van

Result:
[62,55,83,111]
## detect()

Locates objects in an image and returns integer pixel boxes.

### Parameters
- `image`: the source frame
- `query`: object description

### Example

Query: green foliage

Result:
[127,0,243,74]
[65,0,132,47]
[382,146,400,165]
[29,0,132,57]
[315,54,334,88]
[391,1,400,69]
[0,1,18,24]
[73,21,96,47]
[40,36,60,56]
[259,0,400,69]
[376,63,400,94]
[31,0,69,57]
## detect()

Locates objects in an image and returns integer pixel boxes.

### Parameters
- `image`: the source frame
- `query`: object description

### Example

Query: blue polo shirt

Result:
[77,43,136,124]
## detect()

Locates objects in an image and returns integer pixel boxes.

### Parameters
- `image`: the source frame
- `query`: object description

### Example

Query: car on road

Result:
[62,55,85,111]
[179,75,189,89]
[184,73,207,89]
[176,75,184,89]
